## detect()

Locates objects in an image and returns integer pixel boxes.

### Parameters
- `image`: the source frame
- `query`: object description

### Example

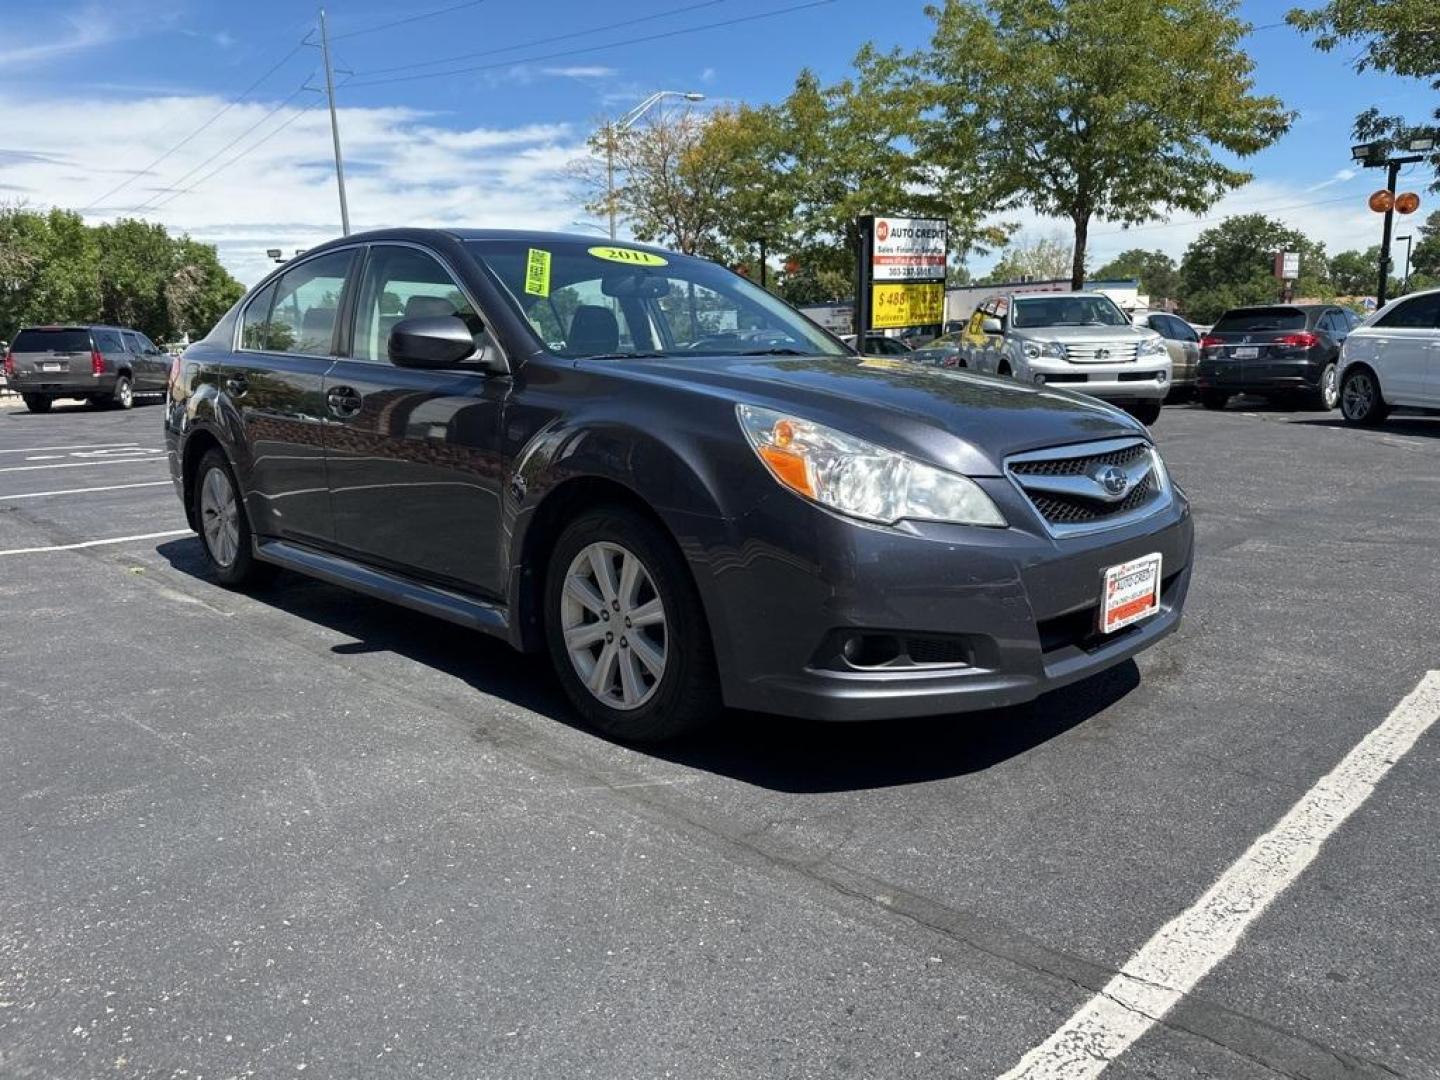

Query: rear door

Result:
[125,331,168,391]
[93,329,130,386]
[323,242,509,596]
[10,327,92,382]
[225,247,358,545]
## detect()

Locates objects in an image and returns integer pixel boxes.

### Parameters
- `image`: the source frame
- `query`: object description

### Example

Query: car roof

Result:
[303,227,679,259]
[18,324,132,332]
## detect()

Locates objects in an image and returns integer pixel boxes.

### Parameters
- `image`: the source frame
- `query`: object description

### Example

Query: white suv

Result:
[1338,288,1440,425]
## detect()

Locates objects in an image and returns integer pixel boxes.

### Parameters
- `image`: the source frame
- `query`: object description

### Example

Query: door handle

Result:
[326,386,363,417]
[225,376,248,397]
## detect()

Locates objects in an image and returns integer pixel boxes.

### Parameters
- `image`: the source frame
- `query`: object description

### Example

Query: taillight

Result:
[91,349,105,376]
[1199,335,1223,350]
[1275,332,1319,349]
[2,351,13,378]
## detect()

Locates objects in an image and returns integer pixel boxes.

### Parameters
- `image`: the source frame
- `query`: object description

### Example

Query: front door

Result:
[1372,293,1440,403]
[225,248,358,545]
[324,243,508,597]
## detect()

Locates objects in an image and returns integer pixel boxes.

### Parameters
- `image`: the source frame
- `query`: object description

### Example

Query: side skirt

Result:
[255,539,513,642]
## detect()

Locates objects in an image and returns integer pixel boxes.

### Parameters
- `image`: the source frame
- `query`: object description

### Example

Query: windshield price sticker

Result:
[525,248,552,297]
[588,246,668,267]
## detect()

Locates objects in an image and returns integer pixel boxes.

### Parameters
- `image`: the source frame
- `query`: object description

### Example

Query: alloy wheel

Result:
[1342,372,1374,419]
[560,541,667,711]
[1321,365,1339,410]
[117,379,133,408]
[200,466,241,568]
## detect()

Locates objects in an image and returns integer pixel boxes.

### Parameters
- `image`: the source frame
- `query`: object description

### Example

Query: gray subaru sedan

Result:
[164,229,1193,742]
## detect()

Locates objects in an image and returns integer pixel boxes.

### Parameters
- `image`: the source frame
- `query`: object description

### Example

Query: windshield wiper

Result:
[574,351,669,360]
[737,347,810,356]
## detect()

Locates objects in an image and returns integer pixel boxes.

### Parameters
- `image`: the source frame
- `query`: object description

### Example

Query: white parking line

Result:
[998,670,1440,1080]
[0,530,191,556]
[0,457,167,474]
[0,442,141,455]
[0,481,172,502]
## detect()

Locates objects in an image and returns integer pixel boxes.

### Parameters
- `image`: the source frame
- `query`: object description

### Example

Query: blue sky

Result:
[1,0,1434,284]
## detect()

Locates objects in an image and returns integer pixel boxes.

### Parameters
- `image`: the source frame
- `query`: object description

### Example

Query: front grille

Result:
[1006,438,1168,536]
[1064,342,1138,363]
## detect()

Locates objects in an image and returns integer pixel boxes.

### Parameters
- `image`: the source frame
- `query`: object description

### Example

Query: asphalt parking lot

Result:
[1,394,1437,1079]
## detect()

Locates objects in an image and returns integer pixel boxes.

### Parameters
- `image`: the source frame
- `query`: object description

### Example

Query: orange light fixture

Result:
[1396,191,1421,214]
[1369,189,1395,213]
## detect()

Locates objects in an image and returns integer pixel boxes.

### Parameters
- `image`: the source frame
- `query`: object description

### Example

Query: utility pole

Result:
[606,125,617,240]
[758,237,768,290]
[1376,159,1401,306]
[318,9,350,236]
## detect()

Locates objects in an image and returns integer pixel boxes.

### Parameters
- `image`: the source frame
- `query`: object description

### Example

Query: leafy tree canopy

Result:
[1179,214,1332,322]
[1093,249,1182,304]
[981,234,1074,284]
[918,0,1291,289]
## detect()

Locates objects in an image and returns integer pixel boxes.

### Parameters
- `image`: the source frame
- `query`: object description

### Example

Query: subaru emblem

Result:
[1096,465,1129,497]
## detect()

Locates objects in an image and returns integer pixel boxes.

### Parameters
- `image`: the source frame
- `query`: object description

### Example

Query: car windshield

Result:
[1211,308,1307,333]
[1011,296,1129,328]
[12,328,91,352]
[467,240,848,359]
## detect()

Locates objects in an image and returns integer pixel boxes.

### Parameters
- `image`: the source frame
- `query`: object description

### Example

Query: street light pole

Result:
[602,89,703,242]
[1397,233,1414,295]
[318,8,350,236]
[1377,159,1401,305]
[1353,137,1433,307]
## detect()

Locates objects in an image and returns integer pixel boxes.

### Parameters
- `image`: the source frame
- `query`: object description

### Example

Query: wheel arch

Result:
[179,426,226,531]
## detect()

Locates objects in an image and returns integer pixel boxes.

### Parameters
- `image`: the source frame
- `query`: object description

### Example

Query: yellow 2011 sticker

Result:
[524,248,552,297]
[587,246,668,267]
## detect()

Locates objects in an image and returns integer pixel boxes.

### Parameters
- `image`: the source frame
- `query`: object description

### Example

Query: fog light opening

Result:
[842,634,902,668]
[1033,373,1047,385]
[1157,371,1167,384]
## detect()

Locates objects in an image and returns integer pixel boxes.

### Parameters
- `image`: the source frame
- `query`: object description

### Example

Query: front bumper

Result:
[689,478,1193,721]
[1027,356,1171,402]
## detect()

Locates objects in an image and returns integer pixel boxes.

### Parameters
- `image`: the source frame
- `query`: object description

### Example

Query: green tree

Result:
[96,218,176,339]
[1410,209,1440,277]
[919,0,1291,289]
[1288,1,1440,189]
[981,233,1074,283]
[1179,214,1332,322]
[1093,249,1181,304]
[1329,248,1379,295]
[0,206,101,338]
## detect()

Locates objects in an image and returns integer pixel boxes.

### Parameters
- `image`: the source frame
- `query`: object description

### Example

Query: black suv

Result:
[4,324,170,412]
[1195,303,1358,411]
[167,230,1192,742]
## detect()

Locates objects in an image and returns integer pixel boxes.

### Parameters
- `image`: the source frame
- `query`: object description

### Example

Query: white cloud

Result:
[699,67,717,84]
[540,66,616,79]
[0,90,592,285]
[0,3,121,64]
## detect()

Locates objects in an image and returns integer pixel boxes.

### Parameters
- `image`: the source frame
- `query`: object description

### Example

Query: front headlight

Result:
[736,404,1006,527]
[1138,335,1167,357]
[1022,340,1067,360]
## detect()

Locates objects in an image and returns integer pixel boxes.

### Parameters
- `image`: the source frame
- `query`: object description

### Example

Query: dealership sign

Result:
[857,215,949,334]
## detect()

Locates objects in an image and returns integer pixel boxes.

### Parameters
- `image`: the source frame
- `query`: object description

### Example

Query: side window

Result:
[240,283,278,350]
[265,250,356,355]
[1147,315,1169,338]
[1375,294,1440,330]
[352,245,482,363]
[1171,316,1198,342]
[94,329,124,353]
[121,331,143,352]
[1346,309,1362,331]
[135,332,161,354]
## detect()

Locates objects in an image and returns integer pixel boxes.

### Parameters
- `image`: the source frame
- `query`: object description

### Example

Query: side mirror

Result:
[389,315,481,369]
[980,317,1002,335]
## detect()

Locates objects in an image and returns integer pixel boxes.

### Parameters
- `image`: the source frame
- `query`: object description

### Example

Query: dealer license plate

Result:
[1233,346,1258,359]
[1100,553,1162,634]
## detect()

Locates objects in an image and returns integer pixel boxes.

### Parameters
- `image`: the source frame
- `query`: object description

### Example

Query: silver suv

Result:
[962,292,1171,424]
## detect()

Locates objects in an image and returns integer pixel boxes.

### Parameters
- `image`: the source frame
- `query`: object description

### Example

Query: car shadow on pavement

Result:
[1292,416,1440,438]
[157,537,1139,792]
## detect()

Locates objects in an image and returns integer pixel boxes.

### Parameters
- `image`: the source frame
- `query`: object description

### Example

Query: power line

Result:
[330,0,491,42]
[347,0,836,89]
[358,0,731,78]
[82,40,308,211]
[125,81,318,216]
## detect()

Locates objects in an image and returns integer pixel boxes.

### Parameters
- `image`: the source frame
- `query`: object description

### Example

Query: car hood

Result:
[1012,324,1154,342]
[586,353,1145,476]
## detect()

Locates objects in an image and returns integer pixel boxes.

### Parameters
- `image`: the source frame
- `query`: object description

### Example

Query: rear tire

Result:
[1127,401,1163,426]
[192,448,273,587]
[1310,362,1339,411]
[1340,367,1390,427]
[544,506,720,744]
[111,375,134,410]
[22,395,51,413]
[1199,390,1229,411]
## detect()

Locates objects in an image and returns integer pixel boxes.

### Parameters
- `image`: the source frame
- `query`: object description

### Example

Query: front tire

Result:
[193,448,272,587]
[1340,367,1390,426]
[1199,390,1229,411]
[544,506,720,743]
[22,395,51,413]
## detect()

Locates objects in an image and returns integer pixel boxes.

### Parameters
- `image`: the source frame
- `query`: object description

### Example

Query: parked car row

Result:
[2,324,170,412]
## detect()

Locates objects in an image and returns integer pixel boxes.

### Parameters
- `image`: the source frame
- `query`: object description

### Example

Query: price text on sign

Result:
[871,283,944,330]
